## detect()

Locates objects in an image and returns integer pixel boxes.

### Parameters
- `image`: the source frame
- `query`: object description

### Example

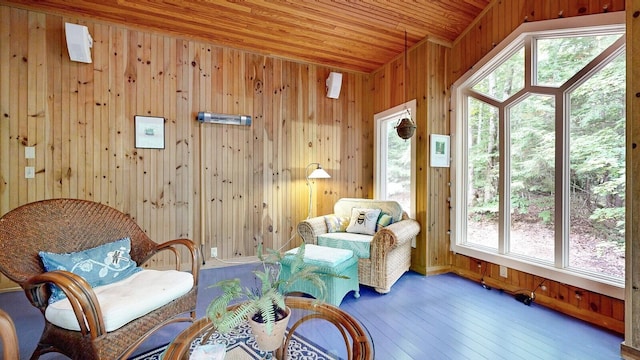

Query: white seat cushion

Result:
[45,269,194,332]
[285,244,353,267]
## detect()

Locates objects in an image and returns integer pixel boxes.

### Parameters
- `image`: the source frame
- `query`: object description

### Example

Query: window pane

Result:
[472,47,524,101]
[509,94,555,262]
[466,97,499,250]
[384,120,412,214]
[536,34,622,87]
[568,53,626,278]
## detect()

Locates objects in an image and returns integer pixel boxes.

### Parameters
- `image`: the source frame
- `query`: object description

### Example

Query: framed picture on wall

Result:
[430,134,450,168]
[134,115,165,149]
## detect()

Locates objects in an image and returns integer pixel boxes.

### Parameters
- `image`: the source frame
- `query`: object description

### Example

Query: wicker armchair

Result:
[0,199,200,360]
[297,198,420,294]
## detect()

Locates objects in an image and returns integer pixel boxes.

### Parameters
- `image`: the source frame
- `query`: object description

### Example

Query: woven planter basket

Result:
[395,117,416,139]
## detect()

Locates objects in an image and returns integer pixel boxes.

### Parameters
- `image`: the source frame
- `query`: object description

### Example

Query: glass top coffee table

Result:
[162,297,373,360]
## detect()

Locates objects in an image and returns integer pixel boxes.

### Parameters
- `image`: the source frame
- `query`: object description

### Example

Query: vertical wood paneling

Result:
[32,14,46,201]
[93,24,105,204]
[252,54,266,250]
[428,43,451,271]
[59,17,71,199]
[176,38,192,241]
[0,6,9,215]
[370,37,451,275]
[126,30,139,218]
[13,9,27,206]
[0,4,372,280]
[412,42,428,273]
[79,21,92,201]
[625,0,640,355]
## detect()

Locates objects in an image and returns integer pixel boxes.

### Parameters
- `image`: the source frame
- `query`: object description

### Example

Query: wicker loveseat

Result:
[297,198,420,293]
[0,199,200,360]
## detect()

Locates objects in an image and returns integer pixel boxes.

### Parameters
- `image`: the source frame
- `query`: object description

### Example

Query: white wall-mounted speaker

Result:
[65,23,93,63]
[326,72,342,99]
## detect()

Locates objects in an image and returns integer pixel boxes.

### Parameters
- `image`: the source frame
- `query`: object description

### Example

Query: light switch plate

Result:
[25,146,35,159]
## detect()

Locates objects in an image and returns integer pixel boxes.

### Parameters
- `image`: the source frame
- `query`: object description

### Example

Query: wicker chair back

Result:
[0,198,157,286]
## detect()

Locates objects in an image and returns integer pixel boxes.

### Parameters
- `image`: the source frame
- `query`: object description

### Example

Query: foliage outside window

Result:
[452,15,625,296]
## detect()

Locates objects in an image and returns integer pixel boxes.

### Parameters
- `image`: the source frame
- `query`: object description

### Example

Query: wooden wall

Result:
[624,0,640,358]
[0,4,373,289]
[369,38,451,275]
[448,0,626,335]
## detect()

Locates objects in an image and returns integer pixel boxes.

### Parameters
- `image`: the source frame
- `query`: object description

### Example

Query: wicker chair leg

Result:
[30,346,45,360]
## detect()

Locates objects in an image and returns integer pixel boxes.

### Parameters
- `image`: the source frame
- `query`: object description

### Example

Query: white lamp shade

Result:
[308,167,330,179]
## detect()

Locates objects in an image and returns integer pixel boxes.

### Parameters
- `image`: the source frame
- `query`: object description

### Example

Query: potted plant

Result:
[206,243,330,351]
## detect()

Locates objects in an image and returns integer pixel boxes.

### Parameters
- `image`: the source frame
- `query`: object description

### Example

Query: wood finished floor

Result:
[0,263,624,359]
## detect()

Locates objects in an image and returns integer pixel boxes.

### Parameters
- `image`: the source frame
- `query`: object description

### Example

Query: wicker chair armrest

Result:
[152,239,200,283]
[297,217,328,244]
[25,270,106,338]
[370,218,421,256]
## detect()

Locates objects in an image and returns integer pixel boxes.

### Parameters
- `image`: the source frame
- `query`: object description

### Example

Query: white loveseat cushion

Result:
[45,269,194,332]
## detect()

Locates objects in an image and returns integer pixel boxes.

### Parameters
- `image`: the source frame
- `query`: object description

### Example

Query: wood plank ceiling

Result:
[4,0,491,73]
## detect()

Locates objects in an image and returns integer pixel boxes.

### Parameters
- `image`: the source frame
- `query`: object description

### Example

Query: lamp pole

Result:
[305,163,331,219]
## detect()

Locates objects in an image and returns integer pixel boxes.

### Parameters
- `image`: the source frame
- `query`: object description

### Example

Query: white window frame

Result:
[374,100,417,222]
[450,12,625,299]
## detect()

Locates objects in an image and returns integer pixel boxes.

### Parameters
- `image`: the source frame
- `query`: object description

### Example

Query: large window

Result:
[451,13,625,298]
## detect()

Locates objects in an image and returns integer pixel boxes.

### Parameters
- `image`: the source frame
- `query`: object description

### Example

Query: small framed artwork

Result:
[134,115,165,149]
[430,134,450,168]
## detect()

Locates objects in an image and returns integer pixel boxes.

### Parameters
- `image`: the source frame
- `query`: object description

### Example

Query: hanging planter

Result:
[395,115,416,140]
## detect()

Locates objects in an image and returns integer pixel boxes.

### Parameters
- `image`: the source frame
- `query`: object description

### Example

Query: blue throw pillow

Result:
[39,237,142,303]
[376,212,394,231]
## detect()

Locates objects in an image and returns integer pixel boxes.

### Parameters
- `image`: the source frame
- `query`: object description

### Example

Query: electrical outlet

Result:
[499,265,508,278]
[210,247,217,258]
[25,166,35,179]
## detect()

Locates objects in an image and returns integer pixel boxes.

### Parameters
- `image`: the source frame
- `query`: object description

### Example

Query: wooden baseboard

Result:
[426,265,452,275]
[0,286,20,294]
[452,267,624,334]
[621,342,640,359]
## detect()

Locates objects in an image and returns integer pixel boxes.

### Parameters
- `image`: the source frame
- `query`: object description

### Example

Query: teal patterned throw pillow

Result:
[39,237,142,304]
[376,213,394,231]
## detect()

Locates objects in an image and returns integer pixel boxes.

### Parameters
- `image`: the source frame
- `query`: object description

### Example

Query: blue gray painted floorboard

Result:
[0,263,623,359]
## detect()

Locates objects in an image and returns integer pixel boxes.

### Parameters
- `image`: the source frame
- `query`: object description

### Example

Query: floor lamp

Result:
[306,163,331,219]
